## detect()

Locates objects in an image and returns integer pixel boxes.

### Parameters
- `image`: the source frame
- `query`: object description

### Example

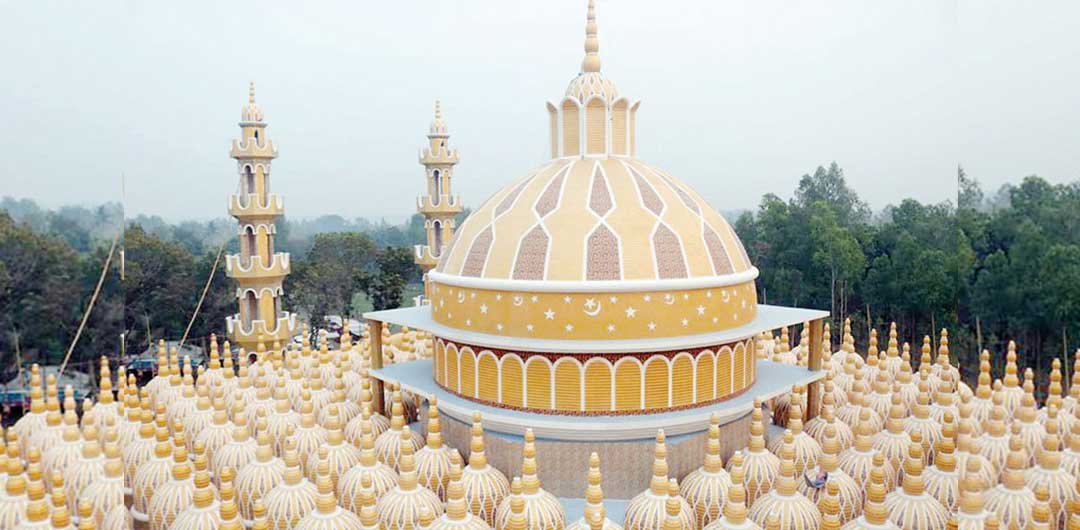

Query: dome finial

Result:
[249,81,256,104]
[581,0,601,73]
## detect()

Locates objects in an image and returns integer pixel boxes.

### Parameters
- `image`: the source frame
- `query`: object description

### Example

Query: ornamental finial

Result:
[581,0,601,73]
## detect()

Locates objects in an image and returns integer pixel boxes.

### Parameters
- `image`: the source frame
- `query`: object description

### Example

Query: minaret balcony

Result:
[225,253,291,279]
[414,244,439,269]
[226,311,297,345]
[420,146,459,165]
[228,193,284,219]
[417,194,463,216]
[230,138,278,160]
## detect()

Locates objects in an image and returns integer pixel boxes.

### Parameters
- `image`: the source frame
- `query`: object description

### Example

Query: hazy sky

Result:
[2,1,1078,221]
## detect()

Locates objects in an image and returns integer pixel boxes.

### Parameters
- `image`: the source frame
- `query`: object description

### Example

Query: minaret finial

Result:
[434,99,442,121]
[581,0,601,73]
[249,81,256,104]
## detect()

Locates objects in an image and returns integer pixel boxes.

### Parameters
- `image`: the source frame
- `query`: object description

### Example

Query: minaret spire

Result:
[581,0,601,73]
[248,81,256,104]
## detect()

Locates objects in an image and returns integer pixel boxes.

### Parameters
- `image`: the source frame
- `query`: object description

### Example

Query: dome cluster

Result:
[1,318,1079,530]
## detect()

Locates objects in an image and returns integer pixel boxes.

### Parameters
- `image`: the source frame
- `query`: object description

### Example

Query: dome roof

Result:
[566,72,618,102]
[434,157,753,286]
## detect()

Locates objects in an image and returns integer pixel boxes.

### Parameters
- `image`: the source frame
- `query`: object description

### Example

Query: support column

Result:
[368,319,384,415]
[806,318,824,419]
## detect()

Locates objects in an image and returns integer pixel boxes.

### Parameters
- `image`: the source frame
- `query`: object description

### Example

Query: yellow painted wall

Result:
[501,356,524,407]
[614,360,641,411]
[526,359,552,409]
[671,355,693,406]
[446,344,459,392]
[460,347,476,398]
[584,361,612,412]
[562,102,580,157]
[696,352,715,402]
[644,358,669,409]
[717,348,733,397]
[554,360,581,411]
[434,340,445,386]
[477,352,498,403]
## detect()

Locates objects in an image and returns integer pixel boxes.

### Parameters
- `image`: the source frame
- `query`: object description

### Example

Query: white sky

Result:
[2,1,1078,221]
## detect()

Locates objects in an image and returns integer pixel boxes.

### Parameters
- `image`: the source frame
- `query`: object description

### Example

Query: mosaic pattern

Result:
[431,281,756,340]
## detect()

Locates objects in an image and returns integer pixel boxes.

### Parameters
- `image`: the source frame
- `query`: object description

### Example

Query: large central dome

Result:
[434,157,753,284]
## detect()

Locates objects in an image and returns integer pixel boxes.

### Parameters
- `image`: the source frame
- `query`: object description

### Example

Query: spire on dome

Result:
[249,81,256,104]
[429,99,448,137]
[581,0,601,73]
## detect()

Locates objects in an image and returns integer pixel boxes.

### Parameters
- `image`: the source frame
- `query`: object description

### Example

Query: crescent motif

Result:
[513,295,524,306]
[457,292,466,304]
[664,294,676,305]
[721,290,730,303]
[583,301,602,317]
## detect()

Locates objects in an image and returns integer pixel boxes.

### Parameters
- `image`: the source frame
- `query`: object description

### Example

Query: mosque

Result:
[1,2,1078,530]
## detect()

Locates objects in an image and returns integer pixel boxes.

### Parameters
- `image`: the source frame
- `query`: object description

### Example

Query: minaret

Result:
[225,82,297,350]
[415,100,462,301]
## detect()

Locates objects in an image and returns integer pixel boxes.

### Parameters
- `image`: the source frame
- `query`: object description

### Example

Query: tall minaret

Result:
[415,100,462,302]
[224,82,296,350]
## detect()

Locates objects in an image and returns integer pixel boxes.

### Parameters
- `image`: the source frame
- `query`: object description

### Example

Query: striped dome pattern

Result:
[435,158,752,283]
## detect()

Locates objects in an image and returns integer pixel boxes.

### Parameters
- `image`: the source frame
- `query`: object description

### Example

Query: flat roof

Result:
[364,303,828,353]
[371,358,823,441]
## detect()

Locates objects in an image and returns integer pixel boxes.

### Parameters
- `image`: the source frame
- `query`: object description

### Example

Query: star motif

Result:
[647,322,657,331]
[447,312,453,319]
[439,299,445,307]
[706,291,713,298]
[584,298,597,310]
[696,305,706,315]
[470,292,477,299]
[465,319,471,326]
[479,304,488,314]
[607,324,615,332]
[682,318,689,327]
[530,295,538,303]
[563,295,572,304]
[544,309,556,320]
[683,293,690,300]
[733,313,738,321]
[625,307,637,318]
[643,294,652,302]
[495,294,503,301]
[741,299,748,309]
[609,296,618,304]
[565,324,574,332]
[712,316,719,324]
[496,323,504,332]
[526,324,535,332]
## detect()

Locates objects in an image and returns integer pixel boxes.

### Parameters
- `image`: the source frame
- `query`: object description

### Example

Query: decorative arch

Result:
[614,358,642,411]
[643,356,670,409]
[584,359,612,412]
[671,353,694,407]
[446,343,460,393]
[553,358,582,411]
[612,99,628,155]
[695,350,716,402]
[585,97,606,155]
[547,102,559,158]
[477,351,499,403]
[459,347,476,398]
[525,357,553,409]
[717,346,733,397]
[734,341,747,389]
[501,354,524,407]
[561,99,581,157]
[434,339,446,386]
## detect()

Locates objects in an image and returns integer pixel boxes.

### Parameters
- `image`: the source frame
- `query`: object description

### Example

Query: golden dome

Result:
[747,430,821,530]
[882,433,948,530]
[64,424,105,518]
[123,397,157,490]
[1011,369,1043,465]
[0,457,29,530]
[307,407,361,490]
[374,389,423,471]
[839,409,895,495]
[338,406,399,513]
[130,424,175,522]
[768,388,820,476]
[731,401,779,506]
[805,377,854,454]
[376,426,444,530]
[494,429,565,530]
[194,392,234,466]
[999,342,1023,418]
[30,378,63,456]
[42,401,83,492]
[81,442,125,527]
[20,471,50,530]
[842,454,900,530]
[800,424,861,525]
[211,404,258,488]
[101,504,131,530]
[903,378,942,466]
[983,435,1035,530]
[460,413,509,526]
[1029,486,1053,530]
[566,453,621,530]
[291,396,328,478]
[874,391,914,477]
[1023,412,1074,530]
[295,457,365,530]
[979,391,1011,482]
[414,398,457,501]
[262,445,319,530]
[679,413,732,530]
[429,460,493,530]
[624,430,694,530]
[147,444,197,530]
[704,451,760,530]
[265,380,300,456]
[923,414,960,512]
[169,468,224,530]
[235,425,286,524]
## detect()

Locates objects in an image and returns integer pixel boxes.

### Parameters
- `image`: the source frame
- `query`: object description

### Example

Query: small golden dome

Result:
[882,432,949,530]
[494,429,565,530]
[624,430,694,530]
[836,366,882,434]
[843,454,900,530]
[733,400,780,506]
[265,380,300,456]
[873,390,911,477]
[211,403,258,488]
[306,406,361,491]
[1039,359,1070,447]
[983,434,1036,530]
[262,444,319,530]
[768,388,821,476]
[864,363,894,423]
[460,413,509,526]
[1029,486,1053,530]
[839,408,896,494]
[429,459,493,530]
[1012,368,1043,465]
[101,503,131,530]
[81,441,125,527]
[64,424,106,518]
[374,389,423,471]
[955,458,991,529]
[979,388,1011,482]
[903,376,942,465]
[800,424,861,525]
[376,426,444,530]
[819,480,844,530]
[346,376,391,444]
[338,406,399,513]
[124,395,159,489]
[235,423,286,524]
[292,395,329,478]
[130,422,175,522]
[169,467,224,530]
[747,430,821,530]
[999,342,1023,418]
[923,413,960,512]
[293,455,365,530]
[147,443,198,530]
[704,451,760,530]
[806,375,853,453]
[43,391,84,491]
[414,397,457,501]
[954,422,996,497]
[567,453,621,530]
[13,368,48,454]
[565,1,616,102]
[195,391,234,466]
[680,413,732,530]
[1023,410,1073,530]
[0,456,29,529]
